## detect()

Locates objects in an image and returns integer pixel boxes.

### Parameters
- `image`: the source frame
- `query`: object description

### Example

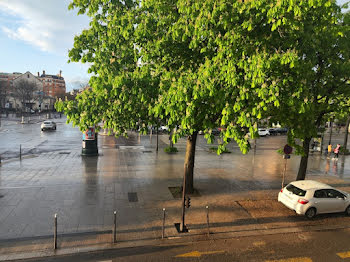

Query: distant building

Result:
[37,70,66,97]
[0,71,57,111]
[0,72,22,91]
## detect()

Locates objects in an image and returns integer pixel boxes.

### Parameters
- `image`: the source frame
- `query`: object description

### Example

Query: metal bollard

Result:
[113,211,117,243]
[54,213,57,250]
[162,208,166,239]
[206,206,210,237]
[20,144,22,160]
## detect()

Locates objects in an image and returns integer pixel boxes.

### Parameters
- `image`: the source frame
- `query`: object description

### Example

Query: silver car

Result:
[41,120,56,131]
[278,180,350,219]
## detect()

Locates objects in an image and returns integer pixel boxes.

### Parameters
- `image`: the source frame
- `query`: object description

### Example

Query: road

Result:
[0,116,81,159]
[15,228,350,262]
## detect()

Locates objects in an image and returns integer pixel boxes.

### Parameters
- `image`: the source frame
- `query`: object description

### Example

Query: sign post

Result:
[282,144,293,188]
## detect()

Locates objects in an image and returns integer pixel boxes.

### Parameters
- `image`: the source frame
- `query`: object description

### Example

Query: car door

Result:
[324,189,346,213]
[313,189,328,213]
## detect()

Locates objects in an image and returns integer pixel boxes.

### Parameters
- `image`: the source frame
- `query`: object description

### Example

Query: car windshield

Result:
[44,121,51,124]
[286,184,306,196]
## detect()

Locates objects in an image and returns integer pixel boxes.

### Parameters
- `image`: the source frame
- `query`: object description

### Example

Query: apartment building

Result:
[0,70,63,111]
[38,70,66,98]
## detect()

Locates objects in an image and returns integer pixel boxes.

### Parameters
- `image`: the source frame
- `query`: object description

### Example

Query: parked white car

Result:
[158,126,169,132]
[278,180,350,219]
[258,128,270,136]
[41,120,56,131]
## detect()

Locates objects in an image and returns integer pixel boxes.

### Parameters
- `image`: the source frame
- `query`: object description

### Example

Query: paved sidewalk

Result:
[1,131,350,260]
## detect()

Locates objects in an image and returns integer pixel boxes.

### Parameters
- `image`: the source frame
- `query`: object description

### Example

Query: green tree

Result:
[57,0,350,193]
[267,4,350,180]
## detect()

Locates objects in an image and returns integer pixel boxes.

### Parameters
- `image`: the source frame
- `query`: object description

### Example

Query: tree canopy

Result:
[57,0,350,184]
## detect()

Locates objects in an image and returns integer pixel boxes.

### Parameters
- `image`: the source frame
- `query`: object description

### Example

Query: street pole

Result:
[54,213,57,250]
[162,208,166,239]
[206,206,210,237]
[282,158,287,189]
[113,211,117,243]
[156,127,159,152]
[180,165,187,232]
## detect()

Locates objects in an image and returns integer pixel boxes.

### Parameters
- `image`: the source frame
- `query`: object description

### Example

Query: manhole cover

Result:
[59,152,71,154]
[128,192,138,202]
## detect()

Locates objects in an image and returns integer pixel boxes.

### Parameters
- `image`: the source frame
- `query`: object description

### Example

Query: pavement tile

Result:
[1,129,350,257]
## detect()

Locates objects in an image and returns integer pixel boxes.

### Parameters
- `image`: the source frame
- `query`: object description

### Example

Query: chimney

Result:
[43,70,45,75]
[37,72,39,77]
[59,70,62,77]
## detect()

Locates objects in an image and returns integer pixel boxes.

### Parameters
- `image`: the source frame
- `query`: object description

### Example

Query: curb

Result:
[1,222,350,261]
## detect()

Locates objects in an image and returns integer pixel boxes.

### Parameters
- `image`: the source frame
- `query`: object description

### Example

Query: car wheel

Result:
[54,127,56,130]
[41,129,44,131]
[305,207,316,219]
[345,205,350,216]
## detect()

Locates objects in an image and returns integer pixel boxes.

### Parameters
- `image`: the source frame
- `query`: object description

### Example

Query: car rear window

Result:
[286,184,306,196]
[44,121,51,124]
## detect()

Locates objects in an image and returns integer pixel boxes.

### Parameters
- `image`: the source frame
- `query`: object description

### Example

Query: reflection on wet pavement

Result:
[0,119,350,242]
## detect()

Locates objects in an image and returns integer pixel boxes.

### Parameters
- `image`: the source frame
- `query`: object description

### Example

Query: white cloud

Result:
[65,75,90,91]
[0,0,89,54]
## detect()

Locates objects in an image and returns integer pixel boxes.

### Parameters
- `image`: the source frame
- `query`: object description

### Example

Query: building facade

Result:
[0,70,63,111]
[38,70,66,98]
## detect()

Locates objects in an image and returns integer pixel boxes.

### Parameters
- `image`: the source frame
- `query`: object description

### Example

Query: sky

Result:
[0,0,90,91]
[0,0,348,92]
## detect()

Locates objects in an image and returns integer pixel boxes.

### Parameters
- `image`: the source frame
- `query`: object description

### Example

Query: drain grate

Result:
[128,192,138,202]
[142,151,152,153]
[0,195,4,198]
[59,152,71,154]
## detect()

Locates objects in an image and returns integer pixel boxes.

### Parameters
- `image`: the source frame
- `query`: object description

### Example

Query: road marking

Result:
[265,257,312,262]
[175,250,225,258]
[337,251,350,258]
[253,241,266,247]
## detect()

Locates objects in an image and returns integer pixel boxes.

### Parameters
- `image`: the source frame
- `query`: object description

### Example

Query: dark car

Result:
[276,128,288,135]
[268,128,278,136]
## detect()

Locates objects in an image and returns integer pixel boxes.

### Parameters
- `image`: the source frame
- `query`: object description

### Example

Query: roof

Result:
[290,180,333,190]
[40,74,64,80]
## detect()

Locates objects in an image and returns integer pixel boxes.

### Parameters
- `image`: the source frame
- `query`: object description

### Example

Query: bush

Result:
[340,147,350,155]
[164,146,178,153]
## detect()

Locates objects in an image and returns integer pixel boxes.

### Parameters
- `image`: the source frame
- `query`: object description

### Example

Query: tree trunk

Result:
[343,116,350,151]
[296,137,311,180]
[184,132,198,194]
[328,121,333,145]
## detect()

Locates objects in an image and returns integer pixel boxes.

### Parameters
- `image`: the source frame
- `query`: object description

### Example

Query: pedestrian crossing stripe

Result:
[337,251,350,258]
[265,257,312,262]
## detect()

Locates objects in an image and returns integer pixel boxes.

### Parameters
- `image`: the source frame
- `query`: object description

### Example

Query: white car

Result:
[258,128,270,136]
[278,180,350,219]
[158,126,169,132]
[41,120,56,131]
